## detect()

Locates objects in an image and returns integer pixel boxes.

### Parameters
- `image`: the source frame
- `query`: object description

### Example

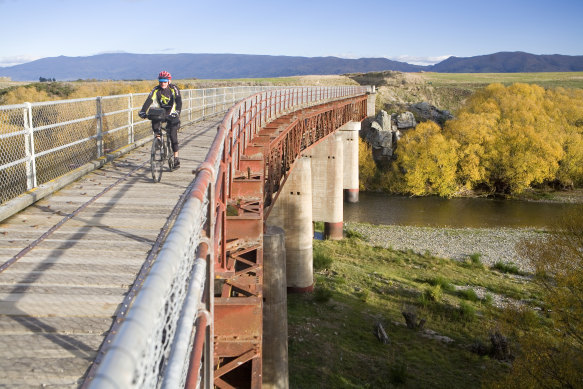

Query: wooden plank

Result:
[0,117,223,388]
[0,293,122,316]
[0,315,113,334]
[7,255,147,266]
[0,285,127,296]
[3,262,141,274]
[0,333,104,354]
[0,272,138,288]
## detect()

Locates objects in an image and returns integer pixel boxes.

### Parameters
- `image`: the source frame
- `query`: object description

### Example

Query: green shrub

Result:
[313,221,324,233]
[421,285,442,306]
[344,228,366,241]
[459,288,480,302]
[492,261,521,275]
[429,276,455,292]
[313,247,334,270]
[458,302,476,322]
[389,361,408,385]
[356,289,370,302]
[469,252,483,265]
[313,286,332,303]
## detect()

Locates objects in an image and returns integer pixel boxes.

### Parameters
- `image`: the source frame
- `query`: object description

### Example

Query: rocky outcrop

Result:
[360,104,453,166]
[409,102,453,126]
[360,110,416,166]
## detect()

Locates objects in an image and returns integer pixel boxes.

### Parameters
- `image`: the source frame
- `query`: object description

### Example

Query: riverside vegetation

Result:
[359,82,583,198]
[288,211,583,388]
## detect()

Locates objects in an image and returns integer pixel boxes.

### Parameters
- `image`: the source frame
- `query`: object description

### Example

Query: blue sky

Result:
[1,0,582,67]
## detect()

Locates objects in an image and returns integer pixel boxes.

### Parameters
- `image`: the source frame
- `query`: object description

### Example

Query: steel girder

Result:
[212,95,366,388]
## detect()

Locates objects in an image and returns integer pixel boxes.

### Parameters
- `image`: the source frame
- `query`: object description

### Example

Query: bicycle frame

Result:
[150,122,174,182]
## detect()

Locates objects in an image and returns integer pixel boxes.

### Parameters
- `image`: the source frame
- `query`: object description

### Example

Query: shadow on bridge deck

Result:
[0,115,221,388]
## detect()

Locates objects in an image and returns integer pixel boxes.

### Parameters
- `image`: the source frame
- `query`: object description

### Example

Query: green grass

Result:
[421,71,583,89]
[288,232,545,388]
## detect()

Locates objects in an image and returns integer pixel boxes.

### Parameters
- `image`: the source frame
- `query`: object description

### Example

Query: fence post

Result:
[129,94,134,144]
[96,97,104,158]
[23,102,37,190]
[188,90,192,122]
[202,90,206,120]
[223,88,226,112]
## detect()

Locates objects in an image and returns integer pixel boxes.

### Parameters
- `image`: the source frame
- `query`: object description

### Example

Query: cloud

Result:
[94,50,130,55]
[0,55,40,67]
[387,55,452,66]
[319,53,452,66]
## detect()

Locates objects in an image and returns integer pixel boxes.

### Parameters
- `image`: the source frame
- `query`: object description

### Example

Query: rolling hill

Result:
[0,51,582,81]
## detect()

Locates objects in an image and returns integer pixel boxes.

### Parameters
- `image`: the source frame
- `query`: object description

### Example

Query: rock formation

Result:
[409,102,453,126]
[360,102,454,167]
[360,110,416,166]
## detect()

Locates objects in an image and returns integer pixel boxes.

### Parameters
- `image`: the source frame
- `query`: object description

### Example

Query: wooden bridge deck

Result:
[0,116,221,388]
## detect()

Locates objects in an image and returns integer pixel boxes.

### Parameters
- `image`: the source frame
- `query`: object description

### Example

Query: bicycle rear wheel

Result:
[151,137,164,182]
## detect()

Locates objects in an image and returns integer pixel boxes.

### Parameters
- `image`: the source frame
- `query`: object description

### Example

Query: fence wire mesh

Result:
[0,86,275,206]
[89,194,209,389]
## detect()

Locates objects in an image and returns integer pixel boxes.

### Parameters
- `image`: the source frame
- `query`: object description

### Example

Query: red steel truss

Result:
[187,88,368,388]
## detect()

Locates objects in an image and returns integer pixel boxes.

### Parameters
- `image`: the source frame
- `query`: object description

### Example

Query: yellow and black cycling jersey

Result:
[141,83,182,116]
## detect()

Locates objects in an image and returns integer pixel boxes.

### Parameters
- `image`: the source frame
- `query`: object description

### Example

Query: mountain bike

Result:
[147,109,175,183]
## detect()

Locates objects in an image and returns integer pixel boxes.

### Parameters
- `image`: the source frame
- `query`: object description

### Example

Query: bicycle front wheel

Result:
[151,137,164,182]
[167,138,174,171]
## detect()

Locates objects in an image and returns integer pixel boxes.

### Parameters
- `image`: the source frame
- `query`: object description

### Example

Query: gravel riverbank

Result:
[345,222,546,273]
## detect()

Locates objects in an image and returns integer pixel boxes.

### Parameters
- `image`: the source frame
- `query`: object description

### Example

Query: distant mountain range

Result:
[0,51,582,81]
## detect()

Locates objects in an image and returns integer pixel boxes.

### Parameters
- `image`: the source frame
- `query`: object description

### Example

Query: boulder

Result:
[396,111,416,129]
[360,110,397,166]
[409,102,453,126]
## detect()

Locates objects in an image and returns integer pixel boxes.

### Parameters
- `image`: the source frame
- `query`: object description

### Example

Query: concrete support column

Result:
[306,132,343,240]
[262,225,289,389]
[338,121,360,203]
[367,87,376,117]
[266,156,313,292]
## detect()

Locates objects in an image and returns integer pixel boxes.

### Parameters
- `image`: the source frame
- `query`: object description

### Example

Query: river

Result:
[344,192,579,228]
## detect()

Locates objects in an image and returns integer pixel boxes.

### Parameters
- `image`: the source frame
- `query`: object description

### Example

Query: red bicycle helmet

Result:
[158,71,172,80]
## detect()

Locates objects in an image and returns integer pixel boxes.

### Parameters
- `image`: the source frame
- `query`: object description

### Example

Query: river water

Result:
[344,192,578,228]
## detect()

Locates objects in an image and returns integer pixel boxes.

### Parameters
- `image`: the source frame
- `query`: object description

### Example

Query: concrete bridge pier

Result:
[262,225,289,389]
[307,132,344,240]
[339,121,360,203]
[266,156,314,292]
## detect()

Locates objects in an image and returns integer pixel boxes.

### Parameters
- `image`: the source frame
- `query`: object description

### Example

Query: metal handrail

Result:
[77,85,370,389]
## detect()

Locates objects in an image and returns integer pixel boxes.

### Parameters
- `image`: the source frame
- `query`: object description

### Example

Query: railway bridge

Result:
[0,85,375,388]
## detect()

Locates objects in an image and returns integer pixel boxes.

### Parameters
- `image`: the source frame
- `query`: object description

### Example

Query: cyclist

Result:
[139,71,183,168]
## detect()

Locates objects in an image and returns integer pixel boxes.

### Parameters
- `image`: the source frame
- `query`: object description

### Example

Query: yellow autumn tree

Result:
[358,137,380,191]
[393,121,459,197]
[444,83,579,194]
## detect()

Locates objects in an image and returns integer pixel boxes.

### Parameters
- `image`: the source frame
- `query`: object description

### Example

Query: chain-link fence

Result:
[0,86,275,205]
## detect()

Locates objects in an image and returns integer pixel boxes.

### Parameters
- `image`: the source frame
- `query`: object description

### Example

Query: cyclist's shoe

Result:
[173,158,180,169]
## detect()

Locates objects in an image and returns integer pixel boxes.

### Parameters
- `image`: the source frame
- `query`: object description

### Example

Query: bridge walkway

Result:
[0,115,221,388]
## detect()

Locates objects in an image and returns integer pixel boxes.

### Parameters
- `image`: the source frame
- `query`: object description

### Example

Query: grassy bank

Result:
[288,229,544,388]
